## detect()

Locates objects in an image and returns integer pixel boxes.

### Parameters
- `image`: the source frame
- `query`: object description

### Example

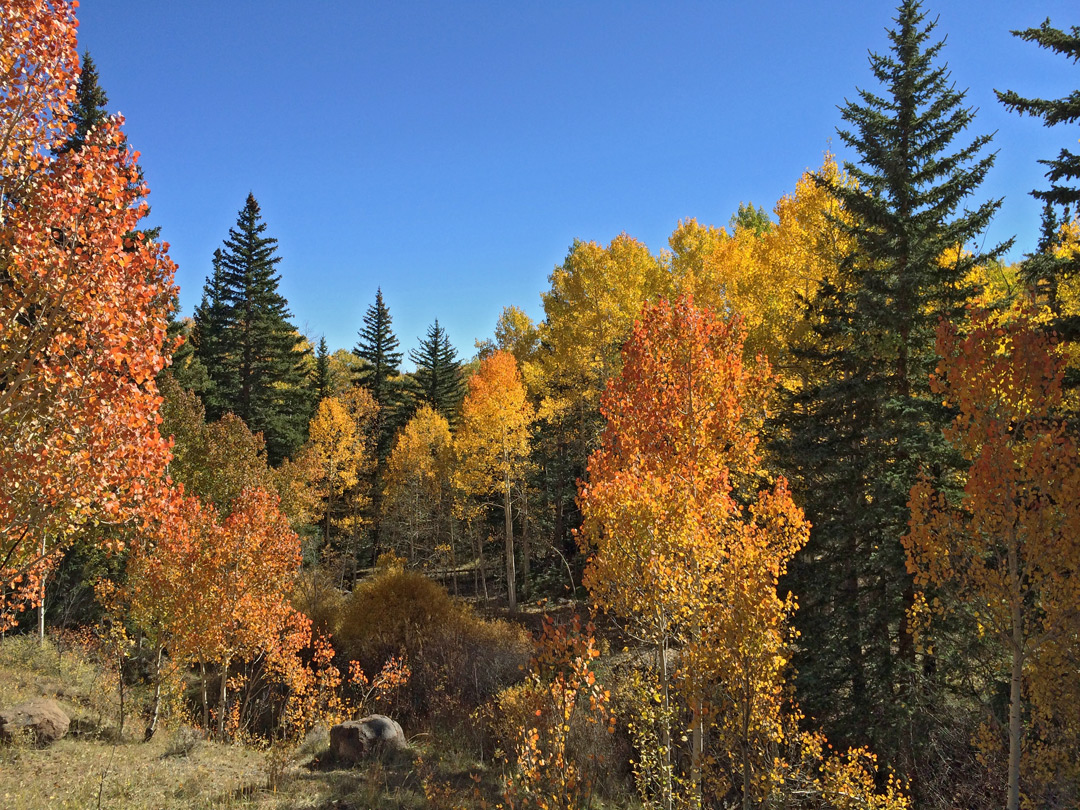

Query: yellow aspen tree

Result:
[456,350,534,612]
[382,405,453,567]
[668,154,855,385]
[541,235,670,404]
[307,397,363,546]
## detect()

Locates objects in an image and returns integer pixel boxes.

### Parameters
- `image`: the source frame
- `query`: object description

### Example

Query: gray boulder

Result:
[329,714,406,763]
[0,698,70,745]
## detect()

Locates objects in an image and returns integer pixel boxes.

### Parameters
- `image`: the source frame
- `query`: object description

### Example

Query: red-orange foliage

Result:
[502,616,613,810]
[0,0,176,629]
[906,312,1080,809]
[126,486,307,736]
[579,295,809,806]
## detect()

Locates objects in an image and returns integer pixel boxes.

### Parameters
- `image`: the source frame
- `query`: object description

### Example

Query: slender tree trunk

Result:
[520,488,530,599]
[117,649,125,738]
[505,467,516,612]
[218,657,230,739]
[145,645,163,741]
[658,637,673,810]
[38,536,45,644]
[200,661,210,730]
[741,674,752,810]
[1007,544,1024,810]
[450,513,459,596]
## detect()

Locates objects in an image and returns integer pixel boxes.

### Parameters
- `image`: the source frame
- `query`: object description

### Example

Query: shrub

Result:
[337,568,530,725]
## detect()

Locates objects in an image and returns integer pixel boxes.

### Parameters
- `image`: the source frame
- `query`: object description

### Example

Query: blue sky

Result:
[77,1,1078,362]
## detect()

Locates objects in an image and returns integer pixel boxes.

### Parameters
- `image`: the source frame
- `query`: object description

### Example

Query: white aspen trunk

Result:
[504,465,516,612]
[217,658,230,739]
[38,535,45,644]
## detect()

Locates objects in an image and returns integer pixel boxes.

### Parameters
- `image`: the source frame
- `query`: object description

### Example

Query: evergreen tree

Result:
[314,337,332,404]
[728,201,772,235]
[997,19,1080,211]
[998,21,1080,357]
[409,319,464,425]
[354,288,408,459]
[54,52,109,156]
[193,195,309,464]
[777,0,1008,779]
[354,288,403,405]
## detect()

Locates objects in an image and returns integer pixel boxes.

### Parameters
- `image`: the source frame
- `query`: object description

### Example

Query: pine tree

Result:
[354,288,403,405]
[996,19,1080,211]
[409,319,464,425]
[194,195,309,464]
[54,52,109,156]
[997,21,1080,358]
[314,337,332,403]
[777,0,1008,778]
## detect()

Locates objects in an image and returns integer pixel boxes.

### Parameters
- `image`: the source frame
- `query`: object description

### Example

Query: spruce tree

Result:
[778,0,1008,777]
[997,19,1080,211]
[194,195,309,464]
[314,337,332,403]
[998,21,1080,360]
[354,288,407,457]
[54,52,109,156]
[409,319,464,425]
[354,288,403,406]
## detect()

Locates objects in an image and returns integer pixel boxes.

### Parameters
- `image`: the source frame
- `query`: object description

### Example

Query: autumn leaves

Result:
[1,1,175,630]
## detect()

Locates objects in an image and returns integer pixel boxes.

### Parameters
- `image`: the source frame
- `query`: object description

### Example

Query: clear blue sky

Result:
[77,1,1077,362]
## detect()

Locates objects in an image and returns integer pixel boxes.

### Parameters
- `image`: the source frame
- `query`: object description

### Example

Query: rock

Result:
[0,698,70,745]
[329,714,406,763]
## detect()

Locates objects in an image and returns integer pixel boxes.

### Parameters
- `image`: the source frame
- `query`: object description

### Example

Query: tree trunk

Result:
[38,536,45,644]
[145,645,163,741]
[742,673,752,810]
[505,468,516,612]
[218,657,230,739]
[117,649,126,738]
[1007,543,1024,810]
[450,514,459,596]
[521,488,530,599]
[658,638,673,810]
[200,661,210,730]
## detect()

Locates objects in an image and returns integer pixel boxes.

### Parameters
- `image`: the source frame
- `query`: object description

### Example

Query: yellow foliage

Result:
[669,154,855,382]
[382,405,453,567]
[306,389,376,542]
[539,234,669,412]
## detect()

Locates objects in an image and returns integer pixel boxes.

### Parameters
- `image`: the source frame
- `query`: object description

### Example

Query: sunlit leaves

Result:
[905,311,1080,806]
[0,1,175,628]
[579,295,809,805]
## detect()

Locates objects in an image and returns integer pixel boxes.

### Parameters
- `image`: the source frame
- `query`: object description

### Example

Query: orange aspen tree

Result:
[579,296,808,809]
[906,313,1080,810]
[125,486,305,738]
[0,0,176,630]
[456,350,534,611]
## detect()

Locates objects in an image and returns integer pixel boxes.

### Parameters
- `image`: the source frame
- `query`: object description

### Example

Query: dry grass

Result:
[0,634,498,809]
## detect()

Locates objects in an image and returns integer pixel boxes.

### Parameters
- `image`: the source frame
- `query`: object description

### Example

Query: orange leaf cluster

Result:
[125,486,306,682]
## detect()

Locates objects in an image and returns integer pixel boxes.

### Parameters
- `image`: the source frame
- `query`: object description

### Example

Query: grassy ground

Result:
[0,635,497,810]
